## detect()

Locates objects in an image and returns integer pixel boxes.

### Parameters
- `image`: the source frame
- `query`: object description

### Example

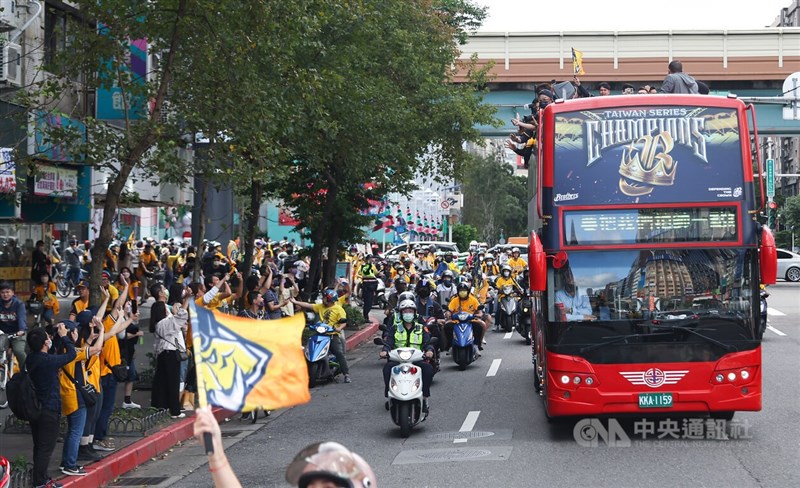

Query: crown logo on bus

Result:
[618,132,678,196]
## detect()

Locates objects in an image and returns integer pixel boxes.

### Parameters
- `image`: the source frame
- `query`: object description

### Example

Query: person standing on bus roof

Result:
[659,60,698,94]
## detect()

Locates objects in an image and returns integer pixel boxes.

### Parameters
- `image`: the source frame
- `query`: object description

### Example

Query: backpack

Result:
[7,366,42,422]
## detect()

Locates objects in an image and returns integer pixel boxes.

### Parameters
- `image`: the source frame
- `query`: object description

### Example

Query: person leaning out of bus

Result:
[554,274,595,321]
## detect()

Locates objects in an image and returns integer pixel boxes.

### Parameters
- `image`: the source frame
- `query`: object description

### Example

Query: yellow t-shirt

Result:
[86,354,101,390]
[34,282,60,314]
[70,297,89,318]
[100,314,122,377]
[448,295,481,314]
[104,284,120,312]
[60,346,89,416]
[495,276,517,293]
[312,303,347,335]
[508,257,526,275]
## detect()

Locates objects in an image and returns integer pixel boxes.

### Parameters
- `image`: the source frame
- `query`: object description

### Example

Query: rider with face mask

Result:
[415,279,445,346]
[434,251,459,279]
[379,300,434,413]
[444,282,486,351]
[436,270,457,305]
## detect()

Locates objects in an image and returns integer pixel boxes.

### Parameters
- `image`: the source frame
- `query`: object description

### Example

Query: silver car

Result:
[776,248,800,282]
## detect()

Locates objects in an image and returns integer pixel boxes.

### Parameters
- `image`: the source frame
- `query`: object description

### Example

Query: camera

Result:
[522,114,534,124]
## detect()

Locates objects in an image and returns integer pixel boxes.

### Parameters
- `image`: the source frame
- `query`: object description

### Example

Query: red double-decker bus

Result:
[527,94,777,419]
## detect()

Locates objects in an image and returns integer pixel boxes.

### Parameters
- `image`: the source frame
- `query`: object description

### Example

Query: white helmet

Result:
[398,299,417,312]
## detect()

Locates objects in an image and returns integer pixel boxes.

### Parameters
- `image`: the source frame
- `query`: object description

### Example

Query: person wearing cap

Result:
[26,324,76,488]
[68,280,91,322]
[191,409,377,488]
[508,249,526,277]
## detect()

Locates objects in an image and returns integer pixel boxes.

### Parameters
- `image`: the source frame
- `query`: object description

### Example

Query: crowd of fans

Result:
[506,60,706,168]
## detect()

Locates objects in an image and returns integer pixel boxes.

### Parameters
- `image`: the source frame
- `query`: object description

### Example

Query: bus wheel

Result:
[711,411,734,421]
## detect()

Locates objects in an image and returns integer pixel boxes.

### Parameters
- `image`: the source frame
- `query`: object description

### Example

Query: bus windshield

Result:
[546,248,757,363]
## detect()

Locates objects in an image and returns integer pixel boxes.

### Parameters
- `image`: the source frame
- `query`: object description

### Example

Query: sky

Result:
[476,0,793,32]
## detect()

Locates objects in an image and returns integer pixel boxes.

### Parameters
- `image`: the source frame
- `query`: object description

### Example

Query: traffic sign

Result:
[766,158,775,198]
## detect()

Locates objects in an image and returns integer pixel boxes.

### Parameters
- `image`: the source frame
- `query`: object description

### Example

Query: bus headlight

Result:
[560,375,570,384]
[740,370,750,380]
[715,374,724,383]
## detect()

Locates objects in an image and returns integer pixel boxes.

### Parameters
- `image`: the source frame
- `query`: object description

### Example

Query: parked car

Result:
[776,248,800,282]
[382,241,460,262]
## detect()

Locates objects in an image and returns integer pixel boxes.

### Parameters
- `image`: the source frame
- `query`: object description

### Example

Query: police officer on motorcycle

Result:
[380,300,434,413]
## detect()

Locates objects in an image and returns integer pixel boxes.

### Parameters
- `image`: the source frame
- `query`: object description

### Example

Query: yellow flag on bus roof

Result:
[190,303,310,412]
[572,48,585,75]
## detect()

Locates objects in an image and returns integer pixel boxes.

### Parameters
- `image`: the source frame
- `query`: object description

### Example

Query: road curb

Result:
[345,321,380,352]
[61,408,232,488]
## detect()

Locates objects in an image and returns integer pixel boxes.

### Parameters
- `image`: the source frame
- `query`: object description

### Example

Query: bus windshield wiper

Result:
[647,323,735,352]
[578,332,673,354]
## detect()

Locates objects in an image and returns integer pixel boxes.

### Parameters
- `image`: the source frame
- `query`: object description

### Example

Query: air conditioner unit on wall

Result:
[0,0,22,32]
[0,40,22,86]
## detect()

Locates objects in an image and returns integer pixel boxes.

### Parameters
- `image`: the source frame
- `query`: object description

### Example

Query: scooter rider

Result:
[444,282,486,351]
[291,289,351,384]
[436,270,457,305]
[494,265,522,329]
[380,300,434,413]
[414,279,446,345]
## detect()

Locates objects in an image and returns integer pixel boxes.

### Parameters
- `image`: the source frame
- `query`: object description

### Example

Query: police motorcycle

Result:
[373,301,437,438]
[496,266,520,333]
[303,311,341,388]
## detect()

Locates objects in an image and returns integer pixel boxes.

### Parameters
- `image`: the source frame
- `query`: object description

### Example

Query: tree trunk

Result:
[322,220,340,288]
[192,180,209,283]
[89,0,188,304]
[305,185,338,297]
[239,179,262,307]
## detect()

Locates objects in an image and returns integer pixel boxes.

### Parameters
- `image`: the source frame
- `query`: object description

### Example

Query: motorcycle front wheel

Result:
[398,402,412,438]
[308,362,324,388]
[503,315,513,333]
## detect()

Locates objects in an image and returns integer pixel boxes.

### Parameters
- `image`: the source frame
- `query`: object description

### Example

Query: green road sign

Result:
[766,158,775,198]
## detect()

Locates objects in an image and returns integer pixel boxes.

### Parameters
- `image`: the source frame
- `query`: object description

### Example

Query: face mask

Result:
[418,289,431,298]
[164,289,170,300]
[458,290,468,298]
[443,279,451,286]
[539,101,549,110]
[402,313,416,323]
[503,271,510,277]
[445,257,452,262]
[398,270,404,275]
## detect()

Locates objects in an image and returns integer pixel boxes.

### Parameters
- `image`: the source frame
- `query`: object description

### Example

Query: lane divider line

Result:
[487,359,502,377]
[768,308,786,317]
[455,410,481,444]
[767,325,787,336]
[503,332,513,339]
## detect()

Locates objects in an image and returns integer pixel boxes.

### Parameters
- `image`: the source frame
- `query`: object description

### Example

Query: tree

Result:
[461,152,528,244]
[452,223,479,250]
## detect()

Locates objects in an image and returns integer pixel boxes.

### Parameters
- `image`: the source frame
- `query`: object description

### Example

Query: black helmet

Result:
[415,278,432,293]
[457,281,470,292]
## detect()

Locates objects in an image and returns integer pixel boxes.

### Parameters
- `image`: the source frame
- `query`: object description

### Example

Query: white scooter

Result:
[373,339,430,438]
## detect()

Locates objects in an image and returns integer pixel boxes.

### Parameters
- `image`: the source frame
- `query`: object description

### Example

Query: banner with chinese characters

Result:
[553,106,745,205]
[33,166,79,198]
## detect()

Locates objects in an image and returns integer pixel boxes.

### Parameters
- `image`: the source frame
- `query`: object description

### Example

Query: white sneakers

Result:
[121,401,141,409]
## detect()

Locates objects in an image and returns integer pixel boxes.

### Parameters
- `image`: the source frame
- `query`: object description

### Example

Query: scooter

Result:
[450,311,479,371]
[304,321,341,388]
[517,290,532,345]
[497,285,519,333]
[759,287,769,339]
[373,339,431,438]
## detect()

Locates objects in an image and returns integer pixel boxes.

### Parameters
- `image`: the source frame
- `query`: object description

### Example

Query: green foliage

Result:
[781,195,800,234]
[342,304,367,329]
[461,152,528,244]
[452,223,479,250]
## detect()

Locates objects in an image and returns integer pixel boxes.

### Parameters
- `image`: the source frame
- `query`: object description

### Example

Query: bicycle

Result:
[55,266,86,298]
[0,331,17,409]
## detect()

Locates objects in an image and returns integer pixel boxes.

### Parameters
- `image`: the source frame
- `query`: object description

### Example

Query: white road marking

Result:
[768,308,786,317]
[503,332,513,339]
[454,411,481,444]
[767,325,787,336]
[460,411,480,432]
[487,359,502,377]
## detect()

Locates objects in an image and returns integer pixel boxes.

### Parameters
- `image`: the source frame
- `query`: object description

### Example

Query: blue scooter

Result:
[304,320,341,388]
[450,311,479,371]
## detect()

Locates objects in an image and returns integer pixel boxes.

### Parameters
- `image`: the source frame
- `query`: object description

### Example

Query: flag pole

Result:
[190,302,215,454]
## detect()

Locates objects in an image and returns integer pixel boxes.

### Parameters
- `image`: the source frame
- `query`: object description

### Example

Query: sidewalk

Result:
[0,302,381,488]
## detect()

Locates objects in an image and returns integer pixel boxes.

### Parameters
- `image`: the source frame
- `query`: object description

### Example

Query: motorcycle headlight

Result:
[523,308,529,313]
[399,350,413,361]
[316,325,327,334]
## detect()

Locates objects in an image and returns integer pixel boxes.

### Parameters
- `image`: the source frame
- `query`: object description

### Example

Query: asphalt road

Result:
[129,282,799,488]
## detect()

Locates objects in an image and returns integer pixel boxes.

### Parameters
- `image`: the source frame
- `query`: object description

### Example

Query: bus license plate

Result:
[638,392,673,408]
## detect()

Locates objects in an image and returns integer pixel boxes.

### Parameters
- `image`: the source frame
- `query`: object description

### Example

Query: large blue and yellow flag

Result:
[190,303,310,412]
